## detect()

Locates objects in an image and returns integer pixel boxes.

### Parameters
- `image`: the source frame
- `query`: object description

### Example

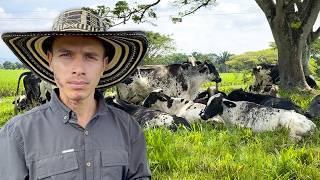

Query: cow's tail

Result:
[14,71,32,114]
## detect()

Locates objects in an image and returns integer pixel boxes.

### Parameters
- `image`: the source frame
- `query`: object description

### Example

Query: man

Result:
[0,9,151,179]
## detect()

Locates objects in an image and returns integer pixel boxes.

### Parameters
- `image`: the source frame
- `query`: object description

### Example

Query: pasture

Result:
[0,70,320,179]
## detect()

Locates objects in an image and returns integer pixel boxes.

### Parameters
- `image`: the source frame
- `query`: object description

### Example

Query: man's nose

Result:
[71,57,86,75]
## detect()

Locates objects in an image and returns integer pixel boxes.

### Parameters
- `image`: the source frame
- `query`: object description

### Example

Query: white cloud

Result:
[0,0,276,61]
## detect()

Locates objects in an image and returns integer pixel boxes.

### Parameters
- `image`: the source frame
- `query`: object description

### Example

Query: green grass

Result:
[0,69,27,97]
[0,96,15,127]
[0,70,320,179]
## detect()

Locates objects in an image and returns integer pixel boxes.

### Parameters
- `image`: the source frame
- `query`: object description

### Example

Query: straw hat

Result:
[1,9,148,89]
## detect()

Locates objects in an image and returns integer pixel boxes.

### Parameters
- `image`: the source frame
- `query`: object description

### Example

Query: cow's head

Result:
[227,88,249,101]
[197,61,221,83]
[142,89,173,108]
[305,95,320,118]
[200,93,224,120]
[13,95,28,112]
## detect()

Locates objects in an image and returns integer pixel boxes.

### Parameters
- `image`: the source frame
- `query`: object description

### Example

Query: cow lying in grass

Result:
[116,61,221,104]
[227,89,305,115]
[200,93,316,140]
[306,95,320,118]
[142,89,223,124]
[250,63,318,96]
[105,96,191,131]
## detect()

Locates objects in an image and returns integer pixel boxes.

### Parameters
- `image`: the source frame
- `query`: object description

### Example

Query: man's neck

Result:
[59,92,98,128]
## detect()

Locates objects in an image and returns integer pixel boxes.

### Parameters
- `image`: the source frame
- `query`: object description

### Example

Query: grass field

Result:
[0,69,27,97]
[0,70,320,179]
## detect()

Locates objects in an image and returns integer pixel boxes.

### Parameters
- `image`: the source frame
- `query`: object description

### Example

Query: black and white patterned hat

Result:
[1,9,148,89]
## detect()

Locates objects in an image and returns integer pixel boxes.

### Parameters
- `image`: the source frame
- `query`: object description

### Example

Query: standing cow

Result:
[116,61,221,104]
[14,71,54,113]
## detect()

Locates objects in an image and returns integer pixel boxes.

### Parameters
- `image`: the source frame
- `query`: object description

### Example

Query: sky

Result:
[0,0,319,63]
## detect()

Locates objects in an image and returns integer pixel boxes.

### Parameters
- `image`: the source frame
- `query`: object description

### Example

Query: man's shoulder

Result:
[1,103,50,135]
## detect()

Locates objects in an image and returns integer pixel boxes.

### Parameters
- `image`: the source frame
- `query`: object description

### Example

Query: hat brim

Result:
[1,31,148,89]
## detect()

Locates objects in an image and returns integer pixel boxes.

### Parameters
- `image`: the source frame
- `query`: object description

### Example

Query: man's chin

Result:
[67,91,90,101]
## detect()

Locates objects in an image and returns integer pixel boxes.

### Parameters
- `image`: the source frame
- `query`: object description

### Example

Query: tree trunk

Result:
[302,44,311,76]
[277,42,310,90]
[255,0,320,91]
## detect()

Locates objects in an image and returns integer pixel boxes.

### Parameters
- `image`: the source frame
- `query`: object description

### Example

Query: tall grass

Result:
[0,69,27,97]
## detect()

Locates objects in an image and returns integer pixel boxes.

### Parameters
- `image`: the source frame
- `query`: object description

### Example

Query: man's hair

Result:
[43,36,114,60]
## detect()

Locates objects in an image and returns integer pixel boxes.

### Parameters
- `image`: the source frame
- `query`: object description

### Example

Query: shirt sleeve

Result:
[126,117,151,180]
[0,120,29,180]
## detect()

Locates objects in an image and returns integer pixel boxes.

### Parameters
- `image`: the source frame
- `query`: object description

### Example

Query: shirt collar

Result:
[49,88,108,124]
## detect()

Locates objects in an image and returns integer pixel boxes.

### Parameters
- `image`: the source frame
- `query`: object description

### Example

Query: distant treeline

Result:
[0,61,26,69]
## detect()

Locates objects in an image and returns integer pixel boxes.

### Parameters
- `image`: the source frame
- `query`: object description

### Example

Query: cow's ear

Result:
[195,61,202,65]
[182,63,191,69]
[223,100,236,108]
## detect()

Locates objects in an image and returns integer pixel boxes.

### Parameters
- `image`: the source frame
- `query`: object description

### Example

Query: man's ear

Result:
[47,51,53,70]
[102,56,108,76]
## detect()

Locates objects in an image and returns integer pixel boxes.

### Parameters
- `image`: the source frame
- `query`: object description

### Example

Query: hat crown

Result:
[52,9,109,32]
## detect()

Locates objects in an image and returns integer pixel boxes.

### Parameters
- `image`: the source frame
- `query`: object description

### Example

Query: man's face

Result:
[47,36,107,102]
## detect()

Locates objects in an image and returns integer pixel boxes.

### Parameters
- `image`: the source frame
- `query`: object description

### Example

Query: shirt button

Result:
[86,161,91,167]
[84,130,89,136]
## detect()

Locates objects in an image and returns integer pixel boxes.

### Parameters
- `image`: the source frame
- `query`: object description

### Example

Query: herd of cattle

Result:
[13,61,320,140]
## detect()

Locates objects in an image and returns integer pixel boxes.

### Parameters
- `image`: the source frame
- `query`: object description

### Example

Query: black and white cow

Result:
[142,90,223,124]
[193,86,227,104]
[305,95,320,118]
[227,89,305,115]
[116,61,221,104]
[14,71,42,112]
[250,64,279,96]
[200,93,316,140]
[12,95,28,113]
[14,71,54,112]
[250,64,318,95]
[39,80,54,103]
[105,96,191,131]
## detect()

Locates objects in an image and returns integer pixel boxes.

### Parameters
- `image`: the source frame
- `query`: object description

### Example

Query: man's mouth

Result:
[67,81,89,89]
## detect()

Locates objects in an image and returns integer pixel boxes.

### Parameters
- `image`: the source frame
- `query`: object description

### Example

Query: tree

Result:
[3,61,15,69]
[157,53,189,64]
[255,0,320,90]
[226,48,278,71]
[86,1,319,89]
[83,0,217,26]
[191,52,217,63]
[82,1,162,28]
[214,51,233,72]
[14,62,23,69]
[142,31,176,65]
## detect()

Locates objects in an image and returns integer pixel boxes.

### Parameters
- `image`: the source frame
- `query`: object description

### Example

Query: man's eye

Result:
[86,55,98,60]
[60,53,71,57]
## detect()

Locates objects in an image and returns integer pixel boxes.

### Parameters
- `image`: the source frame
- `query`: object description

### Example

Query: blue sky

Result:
[0,0,319,63]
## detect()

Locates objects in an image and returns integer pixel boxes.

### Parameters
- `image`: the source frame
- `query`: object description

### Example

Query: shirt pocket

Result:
[101,149,128,180]
[35,151,79,180]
